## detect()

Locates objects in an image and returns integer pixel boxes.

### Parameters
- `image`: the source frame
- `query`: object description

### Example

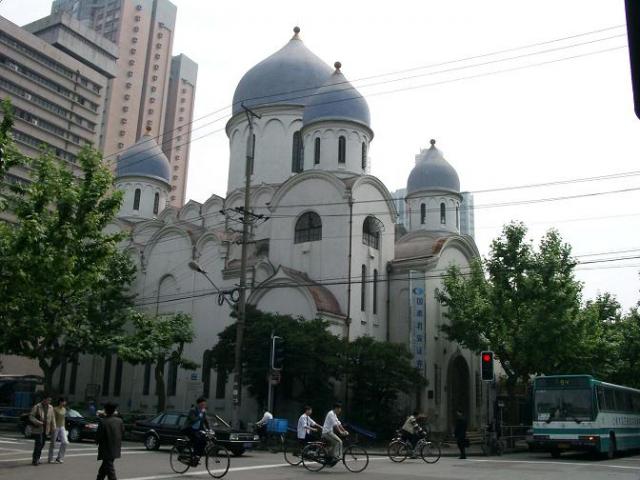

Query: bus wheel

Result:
[551,449,561,459]
[607,435,616,459]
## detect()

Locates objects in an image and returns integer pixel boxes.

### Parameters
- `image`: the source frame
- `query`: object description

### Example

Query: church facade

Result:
[66,27,483,433]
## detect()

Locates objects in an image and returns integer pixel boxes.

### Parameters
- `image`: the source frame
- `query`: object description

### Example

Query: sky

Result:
[2,0,639,310]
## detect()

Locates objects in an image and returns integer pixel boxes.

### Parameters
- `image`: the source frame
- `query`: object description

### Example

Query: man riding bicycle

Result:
[185,397,210,462]
[296,405,320,453]
[400,410,426,451]
[322,402,349,466]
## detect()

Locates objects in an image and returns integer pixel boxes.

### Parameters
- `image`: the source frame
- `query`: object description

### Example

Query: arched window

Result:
[373,269,378,314]
[420,203,426,225]
[294,212,322,243]
[314,137,321,165]
[360,264,366,311]
[440,202,446,225]
[456,205,460,229]
[363,216,380,249]
[113,357,123,397]
[291,131,303,172]
[133,188,141,211]
[153,192,160,214]
[361,142,367,170]
[338,135,346,164]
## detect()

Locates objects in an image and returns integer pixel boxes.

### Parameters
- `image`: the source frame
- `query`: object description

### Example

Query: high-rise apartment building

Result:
[52,0,197,207]
[460,191,475,239]
[0,15,113,184]
[162,54,197,206]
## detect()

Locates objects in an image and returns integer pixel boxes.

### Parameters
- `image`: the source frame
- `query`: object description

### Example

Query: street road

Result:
[1,432,640,480]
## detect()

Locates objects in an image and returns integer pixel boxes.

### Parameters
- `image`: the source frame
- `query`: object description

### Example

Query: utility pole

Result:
[230,104,261,428]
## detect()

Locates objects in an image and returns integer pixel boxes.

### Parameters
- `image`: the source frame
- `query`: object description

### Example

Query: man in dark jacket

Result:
[186,397,210,460]
[454,409,468,459]
[96,402,124,480]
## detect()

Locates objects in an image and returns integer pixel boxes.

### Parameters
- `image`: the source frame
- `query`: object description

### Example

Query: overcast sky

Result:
[2,0,639,310]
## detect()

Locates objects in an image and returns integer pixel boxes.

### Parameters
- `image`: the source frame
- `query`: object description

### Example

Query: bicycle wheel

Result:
[420,441,441,464]
[170,444,192,474]
[205,444,231,479]
[343,445,369,473]
[283,438,302,466]
[301,443,327,472]
[266,433,282,453]
[387,440,409,462]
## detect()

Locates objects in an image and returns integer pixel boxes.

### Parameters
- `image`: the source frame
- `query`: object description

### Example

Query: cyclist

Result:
[296,405,320,453]
[400,410,426,453]
[322,402,349,466]
[186,397,210,463]
[255,410,273,439]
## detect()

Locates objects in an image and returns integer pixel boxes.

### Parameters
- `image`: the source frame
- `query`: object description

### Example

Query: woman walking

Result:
[48,397,68,463]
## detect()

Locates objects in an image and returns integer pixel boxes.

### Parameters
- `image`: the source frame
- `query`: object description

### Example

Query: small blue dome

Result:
[302,62,371,129]
[407,140,460,195]
[232,27,333,116]
[116,134,171,185]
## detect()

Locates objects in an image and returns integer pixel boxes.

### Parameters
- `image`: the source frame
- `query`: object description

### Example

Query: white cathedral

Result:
[68,27,483,433]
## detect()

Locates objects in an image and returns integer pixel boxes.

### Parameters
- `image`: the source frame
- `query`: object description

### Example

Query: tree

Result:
[0,100,26,208]
[0,145,137,391]
[210,307,343,412]
[344,336,425,437]
[119,312,197,412]
[609,305,640,389]
[436,222,584,391]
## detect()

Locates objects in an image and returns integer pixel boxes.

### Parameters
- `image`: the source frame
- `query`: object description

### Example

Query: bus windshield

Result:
[534,388,594,422]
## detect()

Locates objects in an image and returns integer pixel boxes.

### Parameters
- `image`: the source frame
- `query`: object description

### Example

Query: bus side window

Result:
[614,390,627,413]
[632,393,640,413]
[604,388,616,411]
[597,386,606,411]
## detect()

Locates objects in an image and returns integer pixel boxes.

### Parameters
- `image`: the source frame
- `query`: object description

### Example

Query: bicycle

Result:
[253,425,284,453]
[169,430,231,478]
[387,430,441,464]
[301,435,369,473]
[283,430,322,466]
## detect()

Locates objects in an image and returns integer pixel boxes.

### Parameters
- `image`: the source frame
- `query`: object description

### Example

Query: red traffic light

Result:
[482,353,491,363]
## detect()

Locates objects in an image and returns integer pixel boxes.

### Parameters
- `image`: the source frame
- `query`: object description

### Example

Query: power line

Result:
[99,25,626,163]
[100,39,627,173]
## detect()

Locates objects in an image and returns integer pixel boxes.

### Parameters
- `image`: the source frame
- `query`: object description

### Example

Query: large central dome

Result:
[231,27,333,116]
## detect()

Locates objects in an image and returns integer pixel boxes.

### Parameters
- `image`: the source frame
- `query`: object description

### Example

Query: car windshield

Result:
[66,409,82,418]
[535,388,594,422]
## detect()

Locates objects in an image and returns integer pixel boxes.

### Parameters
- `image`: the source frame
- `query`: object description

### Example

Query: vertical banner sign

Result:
[409,270,426,377]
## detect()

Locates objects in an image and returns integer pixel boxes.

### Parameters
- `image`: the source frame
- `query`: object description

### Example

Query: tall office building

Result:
[460,191,475,239]
[52,0,197,207]
[0,15,113,184]
[162,54,197,206]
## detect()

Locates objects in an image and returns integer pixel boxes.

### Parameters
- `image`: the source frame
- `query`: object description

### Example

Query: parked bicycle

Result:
[387,430,441,463]
[169,430,231,478]
[301,435,369,473]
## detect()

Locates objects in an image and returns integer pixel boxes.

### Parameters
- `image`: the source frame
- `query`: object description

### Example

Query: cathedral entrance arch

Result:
[447,355,470,431]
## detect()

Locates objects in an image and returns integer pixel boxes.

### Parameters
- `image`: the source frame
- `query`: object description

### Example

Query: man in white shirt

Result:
[255,411,273,439]
[322,402,349,464]
[297,406,320,450]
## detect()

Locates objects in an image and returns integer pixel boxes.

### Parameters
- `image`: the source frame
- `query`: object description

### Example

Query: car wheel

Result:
[68,426,82,442]
[23,424,33,438]
[144,433,160,451]
[230,448,245,457]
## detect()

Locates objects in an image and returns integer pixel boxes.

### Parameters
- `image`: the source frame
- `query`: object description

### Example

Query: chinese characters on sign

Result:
[409,271,426,377]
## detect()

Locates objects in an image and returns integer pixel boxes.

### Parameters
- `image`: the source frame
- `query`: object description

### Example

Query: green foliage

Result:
[0,144,137,391]
[119,312,197,412]
[210,307,423,434]
[344,336,426,437]
[0,100,27,209]
[436,222,584,384]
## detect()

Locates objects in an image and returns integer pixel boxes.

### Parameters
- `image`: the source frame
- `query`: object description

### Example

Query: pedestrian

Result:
[96,402,124,480]
[454,409,468,459]
[48,397,68,463]
[29,393,55,466]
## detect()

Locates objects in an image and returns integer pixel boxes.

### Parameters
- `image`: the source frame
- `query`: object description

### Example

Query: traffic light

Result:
[481,351,494,381]
[625,0,640,119]
[271,336,284,371]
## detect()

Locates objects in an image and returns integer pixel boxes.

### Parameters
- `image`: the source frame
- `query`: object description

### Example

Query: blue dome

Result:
[116,134,171,185]
[407,140,460,195]
[232,28,333,116]
[302,62,371,129]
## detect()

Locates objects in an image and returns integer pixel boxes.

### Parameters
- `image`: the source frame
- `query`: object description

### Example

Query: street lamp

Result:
[188,261,234,306]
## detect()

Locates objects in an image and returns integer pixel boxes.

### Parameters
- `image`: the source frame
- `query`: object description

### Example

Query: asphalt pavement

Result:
[1,431,640,480]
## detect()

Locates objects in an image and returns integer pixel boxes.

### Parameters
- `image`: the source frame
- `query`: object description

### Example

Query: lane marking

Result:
[122,462,290,480]
[0,450,148,463]
[468,458,640,470]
